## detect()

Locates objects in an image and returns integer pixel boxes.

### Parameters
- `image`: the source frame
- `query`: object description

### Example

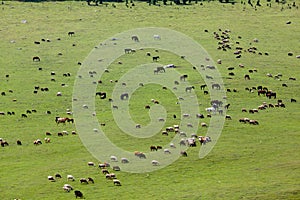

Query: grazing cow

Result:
[291,98,297,103]
[33,56,40,62]
[145,105,151,109]
[21,113,28,118]
[156,145,162,150]
[88,161,95,166]
[74,190,84,199]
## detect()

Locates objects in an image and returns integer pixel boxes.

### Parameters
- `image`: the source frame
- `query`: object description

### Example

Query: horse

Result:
[156,66,165,73]
[67,118,74,123]
[180,74,188,81]
[153,56,160,61]
[185,86,194,92]
[124,48,132,54]
[200,84,207,90]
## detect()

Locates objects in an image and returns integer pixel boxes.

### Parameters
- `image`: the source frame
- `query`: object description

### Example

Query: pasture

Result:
[0,1,299,199]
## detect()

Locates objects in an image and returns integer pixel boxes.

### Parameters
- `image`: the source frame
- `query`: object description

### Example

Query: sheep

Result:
[63,184,73,192]
[180,151,188,157]
[48,176,56,182]
[87,177,94,184]
[170,143,176,148]
[44,137,51,143]
[102,169,110,175]
[201,122,208,127]
[110,155,118,162]
[16,140,22,145]
[74,190,84,199]
[225,115,232,120]
[113,166,121,171]
[98,163,106,169]
[153,34,161,40]
[80,178,89,184]
[151,160,160,166]
[55,173,62,179]
[113,179,122,186]
[164,149,171,154]
[121,158,129,164]
[106,173,116,180]
[67,175,75,181]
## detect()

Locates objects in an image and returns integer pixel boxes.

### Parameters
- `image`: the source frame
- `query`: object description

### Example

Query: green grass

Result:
[0,1,300,199]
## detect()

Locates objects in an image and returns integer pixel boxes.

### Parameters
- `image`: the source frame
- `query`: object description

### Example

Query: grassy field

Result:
[0,1,299,199]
